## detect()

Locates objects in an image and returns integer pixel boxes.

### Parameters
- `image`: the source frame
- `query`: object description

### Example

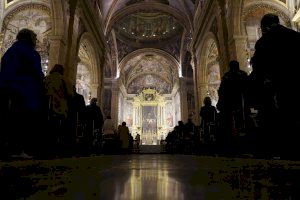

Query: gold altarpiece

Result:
[131,89,168,145]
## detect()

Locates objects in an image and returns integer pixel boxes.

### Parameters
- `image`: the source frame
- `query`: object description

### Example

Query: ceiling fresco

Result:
[114,12,183,44]
[101,0,195,22]
[123,53,176,84]
[122,53,177,94]
[127,74,172,94]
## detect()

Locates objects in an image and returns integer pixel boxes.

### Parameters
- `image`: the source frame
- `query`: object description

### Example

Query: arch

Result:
[230,0,291,37]
[76,32,100,103]
[240,0,292,66]
[0,3,52,74]
[105,2,192,35]
[1,3,51,32]
[242,0,292,30]
[197,32,221,107]
[119,48,180,73]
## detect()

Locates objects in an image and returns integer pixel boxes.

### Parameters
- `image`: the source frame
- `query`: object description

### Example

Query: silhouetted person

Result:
[200,96,217,144]
[184,118,195,153]
[68,85,86,153]
[43,64,73,157]
[217,60,248,153]
[0,29,44,159]
[250,13,300,158]
[85,97,104,154]
[118,122,130,154]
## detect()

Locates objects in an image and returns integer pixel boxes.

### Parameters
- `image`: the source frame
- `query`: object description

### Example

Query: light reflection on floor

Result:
[1,155,300,199]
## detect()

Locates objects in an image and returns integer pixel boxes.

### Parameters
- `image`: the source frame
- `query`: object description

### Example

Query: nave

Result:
[1,154,300,199]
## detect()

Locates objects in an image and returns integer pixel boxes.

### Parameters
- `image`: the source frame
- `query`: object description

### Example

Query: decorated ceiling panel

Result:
[114,12,183,44]
[123,53,176,83]
[127,74,172,94]
[122,53,177,94]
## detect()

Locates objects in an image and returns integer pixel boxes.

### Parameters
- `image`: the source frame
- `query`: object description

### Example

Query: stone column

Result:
[215,4,230,76]
[229,35,249,73]
[179,77,189,123]
[64,0,80,82]
[48,35,67,70]
[110,79,120,127]
[191,57,201,125]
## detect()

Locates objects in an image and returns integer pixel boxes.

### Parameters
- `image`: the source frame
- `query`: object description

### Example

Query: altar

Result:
[129,89,173,145]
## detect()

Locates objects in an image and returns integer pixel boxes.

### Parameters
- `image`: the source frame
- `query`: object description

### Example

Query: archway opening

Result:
[118,51,180,145]
[0,4,51,75]
[204,39,221,107]
[76,38,98,105]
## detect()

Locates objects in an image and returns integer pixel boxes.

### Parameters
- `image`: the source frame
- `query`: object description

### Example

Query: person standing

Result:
[250,13,300,158]
[117,122,130,154]
[216,60,249,154]
[68,85,86,154]
[85,98,104,154]
[43,64,73,157]
[200,96,217,145]
[0,29,44,159]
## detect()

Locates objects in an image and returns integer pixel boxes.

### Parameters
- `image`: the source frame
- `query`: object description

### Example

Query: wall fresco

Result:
[1,5,51,74]
[127,74,172,94]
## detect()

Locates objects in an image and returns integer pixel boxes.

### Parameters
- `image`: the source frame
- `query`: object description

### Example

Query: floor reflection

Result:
[1,155,300,199]
[99,156,187,200]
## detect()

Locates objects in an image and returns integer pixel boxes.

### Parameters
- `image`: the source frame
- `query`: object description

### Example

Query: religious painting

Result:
[142,106,157,134]
[76,63,91,105]
[174,92,181,123]
[124,102,133,128]
[127,74,172,94]
[207,63,221,85]
[165,102,174,127]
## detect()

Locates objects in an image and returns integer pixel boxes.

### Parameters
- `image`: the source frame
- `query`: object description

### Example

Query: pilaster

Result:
[111,79,120,127]
[229,35,250,73]
[179,77,189,123]
[48,35,67,71]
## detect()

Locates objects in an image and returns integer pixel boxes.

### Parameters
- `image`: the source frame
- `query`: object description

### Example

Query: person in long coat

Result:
[0,28,44,158]
[118,122,130,153]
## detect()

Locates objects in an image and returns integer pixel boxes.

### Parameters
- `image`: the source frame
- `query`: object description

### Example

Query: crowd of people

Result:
[0,13,300,160]
[165,14,300,159]
[0,28,110,159]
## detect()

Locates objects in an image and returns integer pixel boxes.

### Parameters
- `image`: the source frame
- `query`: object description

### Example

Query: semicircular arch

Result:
[242,0,292,33]
[197,31,221,106]
[105,2,192,35]
[78,32,100,85]
[119,48,180,73]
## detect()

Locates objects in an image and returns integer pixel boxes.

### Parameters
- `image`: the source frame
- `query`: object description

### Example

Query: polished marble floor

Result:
[1,155,300,200]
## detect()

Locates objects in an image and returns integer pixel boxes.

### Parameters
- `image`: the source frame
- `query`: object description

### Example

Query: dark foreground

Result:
[1,154,300,199]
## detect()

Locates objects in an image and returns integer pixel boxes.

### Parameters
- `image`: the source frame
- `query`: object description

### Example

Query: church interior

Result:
[1,0,300,199]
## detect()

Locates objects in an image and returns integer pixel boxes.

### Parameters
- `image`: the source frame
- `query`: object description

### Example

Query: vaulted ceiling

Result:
[102,0,195,88]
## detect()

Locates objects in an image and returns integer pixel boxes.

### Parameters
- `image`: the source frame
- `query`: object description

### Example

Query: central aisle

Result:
[1,155,299,199]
